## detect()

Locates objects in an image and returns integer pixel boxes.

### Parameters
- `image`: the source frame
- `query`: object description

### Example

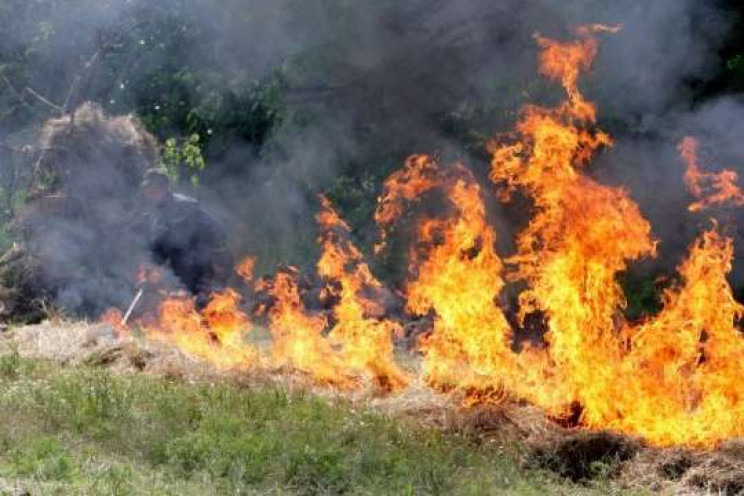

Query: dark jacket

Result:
[151,193,233,299]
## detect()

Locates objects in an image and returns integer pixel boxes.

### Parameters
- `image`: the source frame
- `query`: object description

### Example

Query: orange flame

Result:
[236,256,257,282]
[387,161,515,391]
[264,268,351,386]
[483,25,744,447]
[489,25,654,415]
[142,290,257,370]
[262,198,407,390]
[615,227,744,445]
[100,308,129,337]
[317,196,408,391]
[375,155,443,253]
[99,23,744,449]
[680,136,744,212]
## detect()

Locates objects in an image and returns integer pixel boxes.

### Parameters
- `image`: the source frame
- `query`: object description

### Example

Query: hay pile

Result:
[32,102,157,198]
[0,103,160,323]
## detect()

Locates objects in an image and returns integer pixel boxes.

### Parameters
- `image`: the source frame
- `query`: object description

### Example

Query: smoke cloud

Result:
[3,0,744,315]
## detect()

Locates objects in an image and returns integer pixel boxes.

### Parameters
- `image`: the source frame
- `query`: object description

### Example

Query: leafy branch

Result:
[160,134,207,186]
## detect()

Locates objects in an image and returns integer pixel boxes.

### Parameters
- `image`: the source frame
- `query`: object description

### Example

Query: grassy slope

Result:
[0,352,633,495]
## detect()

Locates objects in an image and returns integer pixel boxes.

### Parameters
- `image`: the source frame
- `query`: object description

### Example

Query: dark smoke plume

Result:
[3,0,744,315]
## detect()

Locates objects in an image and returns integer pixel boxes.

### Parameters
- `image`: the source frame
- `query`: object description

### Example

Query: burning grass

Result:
[90,23,744,452]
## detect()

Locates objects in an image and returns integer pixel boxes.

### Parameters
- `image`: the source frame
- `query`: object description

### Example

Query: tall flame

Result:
[489,24,655,417]
[377,159,515,393]
[317,196,408,391]
[263,268,351,386]
[616,227,744,445]
[484,25,744,447]
[261,197,406,390]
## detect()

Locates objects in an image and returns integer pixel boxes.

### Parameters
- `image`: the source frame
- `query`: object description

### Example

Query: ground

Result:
[0,355,616,495]
[0,322,739,495]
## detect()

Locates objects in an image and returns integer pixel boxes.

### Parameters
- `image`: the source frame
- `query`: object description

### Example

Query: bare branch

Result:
[64,48,103,113]
[3,76,64,117]
[23,87,64,114]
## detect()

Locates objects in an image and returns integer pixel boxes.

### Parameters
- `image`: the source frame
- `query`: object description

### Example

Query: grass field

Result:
[0,349,637,495]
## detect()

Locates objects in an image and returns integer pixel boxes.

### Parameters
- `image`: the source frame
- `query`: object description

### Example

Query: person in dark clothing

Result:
[140,169,233,305]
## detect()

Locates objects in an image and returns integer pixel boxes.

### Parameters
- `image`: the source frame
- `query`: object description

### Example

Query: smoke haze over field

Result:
[2,0,744,315]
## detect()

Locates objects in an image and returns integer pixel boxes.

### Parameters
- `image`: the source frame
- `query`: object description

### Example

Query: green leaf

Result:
[727,54,744,73]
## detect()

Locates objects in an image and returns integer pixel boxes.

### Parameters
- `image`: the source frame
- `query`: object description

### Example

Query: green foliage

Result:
[9,437,74,482]
[160,134,206,186]
[0,356,620,495]
[0,0,286,167]
[325,173,379,239]
[0,346,23,379]
[728,54,744,74]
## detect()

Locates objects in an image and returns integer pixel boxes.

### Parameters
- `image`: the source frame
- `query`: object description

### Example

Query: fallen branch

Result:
[3,76,64,116]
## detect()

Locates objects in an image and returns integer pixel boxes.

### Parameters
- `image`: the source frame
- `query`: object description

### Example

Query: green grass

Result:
[0,351,629,495]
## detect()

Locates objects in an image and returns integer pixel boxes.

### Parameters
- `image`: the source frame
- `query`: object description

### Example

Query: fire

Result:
[679,136,744,212]
[409,171,514,393]
[375,155,443,253]
[617,227,744,446]
[489,24,656,419]
[317,196,408,391]
[258,197,407,390]
[100,23,744,448]
[485,25,744,447]
[143,290,257,370]
[375,157,518,395]
[100,307,129,337]
[106,264,258,369]
[235,256,257,282]
[534,24,620,123]
[262,268,349,386]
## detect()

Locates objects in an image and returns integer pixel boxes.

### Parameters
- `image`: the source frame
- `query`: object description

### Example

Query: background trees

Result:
[1,0,742,284]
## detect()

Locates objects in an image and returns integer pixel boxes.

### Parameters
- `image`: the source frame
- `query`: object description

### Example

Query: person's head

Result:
[141,169,172,208]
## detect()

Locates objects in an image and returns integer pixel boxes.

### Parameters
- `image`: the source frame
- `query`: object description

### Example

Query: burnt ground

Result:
[3,320,744,495]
